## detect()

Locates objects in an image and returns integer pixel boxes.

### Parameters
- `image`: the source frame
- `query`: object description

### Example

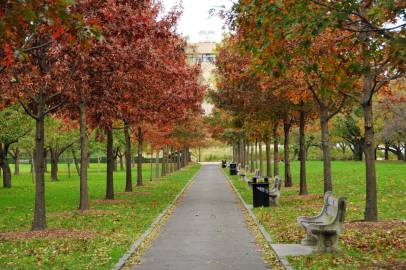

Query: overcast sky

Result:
[161,0,235,43]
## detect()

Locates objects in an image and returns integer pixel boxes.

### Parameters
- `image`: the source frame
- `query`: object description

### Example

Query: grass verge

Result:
[0,163,201,270]
[225,160,406,269]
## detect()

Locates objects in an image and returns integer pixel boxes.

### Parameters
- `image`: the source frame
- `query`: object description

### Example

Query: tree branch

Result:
[327,96,347,121]
[19,101,38,120]
[23,41,53,53]
[43,99,67,115]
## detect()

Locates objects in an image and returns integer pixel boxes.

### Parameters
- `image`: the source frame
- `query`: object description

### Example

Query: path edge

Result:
[220,168,294,270]
[111,165,202,270]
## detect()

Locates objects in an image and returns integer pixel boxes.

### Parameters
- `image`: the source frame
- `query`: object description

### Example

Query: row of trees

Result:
[0,1,205,231]
[209,0,405,221]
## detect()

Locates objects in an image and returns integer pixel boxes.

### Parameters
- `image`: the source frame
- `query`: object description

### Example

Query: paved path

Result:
[134,164,269,270]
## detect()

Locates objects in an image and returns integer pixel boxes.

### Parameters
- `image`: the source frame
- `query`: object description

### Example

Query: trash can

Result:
[221,160,227,168]
[252,182,270,208]
[229,163,237,175]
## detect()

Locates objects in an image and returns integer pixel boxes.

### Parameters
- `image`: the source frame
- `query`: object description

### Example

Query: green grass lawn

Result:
[0,162,201,270]
[226,160,406,269]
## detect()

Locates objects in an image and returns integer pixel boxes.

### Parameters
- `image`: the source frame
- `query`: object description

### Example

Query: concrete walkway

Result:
[134,164,269,270]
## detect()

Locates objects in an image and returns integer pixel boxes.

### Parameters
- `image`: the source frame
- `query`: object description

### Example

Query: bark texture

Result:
[320,105,333,192]
[137,127,143,187]
[273,123,279,176]
[32,98,46,231]
[299,108,308,195]
[283,120,292,187]
[79,101,89,210]
[105,129,114,200]
[124,123,132,192]
[265,136,271,177]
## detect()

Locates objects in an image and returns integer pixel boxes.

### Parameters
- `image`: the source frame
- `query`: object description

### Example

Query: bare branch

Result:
[19,101,38,120]
[327,96,347,121]
[23,41,52,53]
[45,92,62,102]
[43,99,67,115]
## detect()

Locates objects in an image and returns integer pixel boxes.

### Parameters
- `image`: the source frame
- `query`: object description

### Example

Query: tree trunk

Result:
[245,140,249,168]
[165,146,170,172]
[119,155,124,171]
[31,149,35,184]
[284,119,292,187]
[299,108,308,195]
[384,143,389,160]
[155,150,160,178]
[50,150,58,182]
[124,123,132,192]
[320,106,333,192]
[363,100,378,221]
[32,104,46,231]
[265,136,271,177]
[352,140,364,161]
[177,150,181,170]
[169,147,174,174]
[242,140,246,167]
[259,140,263,177]
[79,101,89,210]
[198,147,201,162]
[13,147,19,175]
[161,147,166,177]
[44,150,48,173]
[182,147,186,167]
[67,159,71,178]
[113,156,117,172]
[233,144,236,162]
[150,152,153,181]
[105,129,114,200]
[2,161,11,188]
[71,149,80,176]
[137,127,143,187]
[250,142,254,173]
[273,123,279,176]
[358,18,377,221]
[0,144,12,188]
[255,139,258,170]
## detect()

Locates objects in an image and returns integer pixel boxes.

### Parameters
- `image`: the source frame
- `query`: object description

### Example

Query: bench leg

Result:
[315,233,339,253]
[270,196,279,207]
[301,233,317,246]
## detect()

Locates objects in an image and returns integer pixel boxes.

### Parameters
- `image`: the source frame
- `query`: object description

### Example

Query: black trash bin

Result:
[221,160,227,168]
[229,163,237,175]
[252,182,270,208]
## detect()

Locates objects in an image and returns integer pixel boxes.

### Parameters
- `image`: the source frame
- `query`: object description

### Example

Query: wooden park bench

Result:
[268,176,281,206]
[238,165,249,181]
[297,191,347,252]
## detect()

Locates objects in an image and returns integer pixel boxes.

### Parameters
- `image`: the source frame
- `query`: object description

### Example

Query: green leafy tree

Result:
[0,106,32,187]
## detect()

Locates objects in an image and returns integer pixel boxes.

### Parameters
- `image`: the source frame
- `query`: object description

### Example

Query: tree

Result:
[332,109,365,161]
[0,106,31,187]
[45,117,78,181]
[376,79,406,161]
[0,0,95,230]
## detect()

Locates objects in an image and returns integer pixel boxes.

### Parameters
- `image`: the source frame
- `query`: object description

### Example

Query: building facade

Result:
[185,42,217,115]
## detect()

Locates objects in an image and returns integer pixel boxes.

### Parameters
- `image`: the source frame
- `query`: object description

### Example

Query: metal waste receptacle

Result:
[229,163,237,175]
[221,160,227,168]
[252,182,270,208]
